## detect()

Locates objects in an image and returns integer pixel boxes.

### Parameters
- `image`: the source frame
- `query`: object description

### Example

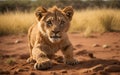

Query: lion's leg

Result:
[27,43,34,63]
[27,24,35,63]
[61,44,79,65]
[32,44,52,70]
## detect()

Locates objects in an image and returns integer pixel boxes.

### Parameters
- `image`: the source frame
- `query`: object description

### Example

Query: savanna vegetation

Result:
[0,11,34,35]
[0,0,120,36]
[70,9,120,36]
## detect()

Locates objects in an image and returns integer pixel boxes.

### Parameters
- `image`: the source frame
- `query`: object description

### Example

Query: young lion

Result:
[27,6,79,70]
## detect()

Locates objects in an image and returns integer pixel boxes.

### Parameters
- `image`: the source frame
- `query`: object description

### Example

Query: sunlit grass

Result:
[0,11,35,35]
[70,8,120,36]
[0,9,120,36]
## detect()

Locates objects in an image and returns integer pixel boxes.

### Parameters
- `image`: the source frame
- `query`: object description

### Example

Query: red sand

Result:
[0,32,120,75]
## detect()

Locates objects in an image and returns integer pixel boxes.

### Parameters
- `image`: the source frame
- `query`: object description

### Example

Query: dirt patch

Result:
[0,32,120,75]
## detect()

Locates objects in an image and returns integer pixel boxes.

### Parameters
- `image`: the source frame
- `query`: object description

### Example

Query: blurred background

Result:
[0,0,120,12]
[0,0,120,36]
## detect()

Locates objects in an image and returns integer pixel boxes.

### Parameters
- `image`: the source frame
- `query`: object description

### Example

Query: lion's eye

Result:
[46,20,52,26]
[60,20,65,27]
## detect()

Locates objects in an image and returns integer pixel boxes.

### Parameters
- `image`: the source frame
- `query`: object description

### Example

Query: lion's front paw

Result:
[65,59,79,65]
[27,57,35,63]
[34,60,52,70]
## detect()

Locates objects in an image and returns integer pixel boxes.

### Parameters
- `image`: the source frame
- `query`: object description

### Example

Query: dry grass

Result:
[0,11,35,35]
[70,8,120,36]
[0,9,120,36]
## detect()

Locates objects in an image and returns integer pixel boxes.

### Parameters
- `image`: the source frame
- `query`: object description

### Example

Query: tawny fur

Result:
[27,6,79,70]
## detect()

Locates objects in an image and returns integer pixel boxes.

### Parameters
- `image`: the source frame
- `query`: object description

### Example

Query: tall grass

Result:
[0,11,35,35]
[70,9,120,36]
[0,9,120,36]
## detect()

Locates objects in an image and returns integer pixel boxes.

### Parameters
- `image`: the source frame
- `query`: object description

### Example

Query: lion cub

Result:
[27,6,79,70]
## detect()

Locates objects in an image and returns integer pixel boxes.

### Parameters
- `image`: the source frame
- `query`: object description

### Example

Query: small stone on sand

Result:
[15,40,21,44]
[92,44,99,47]
[102,44,109,48]
[61,70,67,73]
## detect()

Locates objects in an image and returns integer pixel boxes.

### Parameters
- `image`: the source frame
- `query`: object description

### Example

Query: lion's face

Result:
[35,6,74,43]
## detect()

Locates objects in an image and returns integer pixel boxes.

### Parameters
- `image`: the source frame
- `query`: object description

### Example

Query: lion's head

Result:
[35,6,74,43]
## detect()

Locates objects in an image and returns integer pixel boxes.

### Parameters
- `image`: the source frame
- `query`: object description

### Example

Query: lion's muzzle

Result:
[49,30,62,43]
[50,30,61,39]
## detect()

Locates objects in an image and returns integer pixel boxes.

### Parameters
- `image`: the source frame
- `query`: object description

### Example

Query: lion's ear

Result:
[63,6,74,21]
[35,6,47,21]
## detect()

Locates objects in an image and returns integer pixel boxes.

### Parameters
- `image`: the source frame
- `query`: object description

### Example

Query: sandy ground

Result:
[0,32,120,75]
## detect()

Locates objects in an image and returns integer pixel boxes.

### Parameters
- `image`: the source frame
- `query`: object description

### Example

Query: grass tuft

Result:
[5,58,16,65]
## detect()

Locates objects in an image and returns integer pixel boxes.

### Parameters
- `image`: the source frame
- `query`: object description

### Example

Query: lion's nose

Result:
[52,31,60,34]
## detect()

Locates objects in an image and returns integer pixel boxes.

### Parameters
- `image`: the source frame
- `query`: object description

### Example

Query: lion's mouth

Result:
[49,35,61,43]
[50,36,61,39]
[49,34,62,43]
